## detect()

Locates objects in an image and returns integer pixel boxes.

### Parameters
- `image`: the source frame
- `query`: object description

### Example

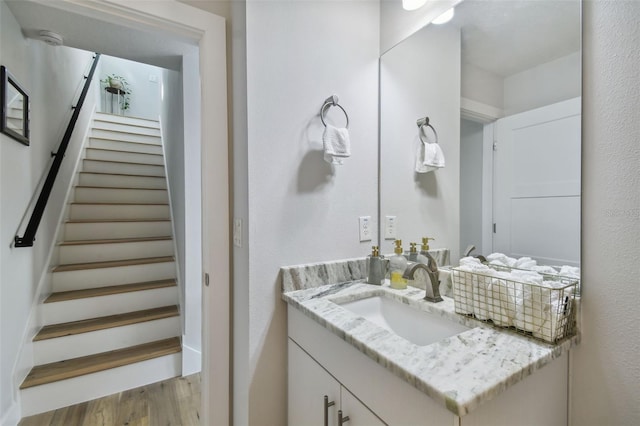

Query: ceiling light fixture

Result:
[37,30,64,46]
[432,8,455,25]
[402,0,427,11]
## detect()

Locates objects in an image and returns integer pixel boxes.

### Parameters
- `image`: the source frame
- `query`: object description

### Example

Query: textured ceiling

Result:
[453,0,581,77]
[6,0,198,71]
[7,0,580,77]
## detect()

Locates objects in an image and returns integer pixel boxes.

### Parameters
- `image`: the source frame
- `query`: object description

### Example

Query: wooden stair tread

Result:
[70,202,169,206]
[84,158,164,167]
[34,305,179,341]
[95,112,160,124]
[79,171,166,179]
[75,186,167,191]
[92,128,161,137]
[60,236,172,246]
[44,279,177,303]
[20,337,181,389]
[53,256,174,272]
[86,147,163,157]
[66,218,170,223]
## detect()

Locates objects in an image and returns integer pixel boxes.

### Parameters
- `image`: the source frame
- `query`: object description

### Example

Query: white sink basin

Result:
[339,296,470,346]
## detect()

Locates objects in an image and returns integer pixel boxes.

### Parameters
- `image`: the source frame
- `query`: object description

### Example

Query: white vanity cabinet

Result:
[289,342,384,426]
[287,304,569,426]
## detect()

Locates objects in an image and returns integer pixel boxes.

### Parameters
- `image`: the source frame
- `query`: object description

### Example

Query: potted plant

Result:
[101,74,132,111]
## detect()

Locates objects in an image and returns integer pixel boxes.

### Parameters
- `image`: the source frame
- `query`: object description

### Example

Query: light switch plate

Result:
[384,216,397,240]
[233,218,242,247]
[359,216,372,242]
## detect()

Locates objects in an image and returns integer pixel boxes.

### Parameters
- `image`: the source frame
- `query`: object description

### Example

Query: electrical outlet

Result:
[148,74,158,83]
[233,218,242,247]
[359,216,372,242]
[384,216,397,240]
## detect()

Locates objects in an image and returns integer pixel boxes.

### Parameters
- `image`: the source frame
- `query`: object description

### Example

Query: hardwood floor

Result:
[19,374,200,426]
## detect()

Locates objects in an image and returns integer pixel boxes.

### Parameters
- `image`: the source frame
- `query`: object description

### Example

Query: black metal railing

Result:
[15,53,101,248]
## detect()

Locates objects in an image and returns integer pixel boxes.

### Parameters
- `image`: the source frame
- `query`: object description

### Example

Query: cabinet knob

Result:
[324,395,336,426]
[338,410,350,425]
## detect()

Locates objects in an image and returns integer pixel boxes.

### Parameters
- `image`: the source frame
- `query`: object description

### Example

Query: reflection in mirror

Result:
[1,65,30,146]
[380,0,581,268]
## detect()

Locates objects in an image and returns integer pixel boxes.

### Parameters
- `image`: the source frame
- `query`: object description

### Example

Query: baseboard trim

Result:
[182,341,202,376]
[1,399,21,426]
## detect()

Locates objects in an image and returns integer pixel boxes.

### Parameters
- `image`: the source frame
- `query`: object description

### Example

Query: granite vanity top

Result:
[281,257,579,417]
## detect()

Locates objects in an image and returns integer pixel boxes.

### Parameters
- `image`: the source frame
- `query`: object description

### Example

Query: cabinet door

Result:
[289,339,341,426]
[340,387,387,426]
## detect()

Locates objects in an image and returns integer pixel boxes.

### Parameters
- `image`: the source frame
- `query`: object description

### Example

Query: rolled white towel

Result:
[513,270,545,333]
[490,271,518,327]
[452,262,491,315]
[459,256,482,265]
[532,281,572,342]
[487,252,517,267]
[560,265,581,279]
[531,265,559,275]
[515,256,537,269]
[451,269,473,315]
[472,269,494,321]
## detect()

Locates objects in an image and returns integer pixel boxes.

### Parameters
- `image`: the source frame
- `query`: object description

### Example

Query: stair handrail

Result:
[14,53,101,248]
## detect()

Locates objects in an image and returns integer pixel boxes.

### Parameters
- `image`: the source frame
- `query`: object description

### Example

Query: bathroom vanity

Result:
[283,261,577,426]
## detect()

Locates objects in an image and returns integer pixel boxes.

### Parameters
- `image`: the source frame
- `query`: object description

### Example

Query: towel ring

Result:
[417,117,438,144]
[320,95,350,129]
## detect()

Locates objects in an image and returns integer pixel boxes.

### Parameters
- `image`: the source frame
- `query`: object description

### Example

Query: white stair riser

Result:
[83,159,165,176]
[53,261,176,292]
[64,221,171,240]
[93,120,161,137]
[20,353,181,417]
[91,129,161,145]
[69,204,170,220]
[74,187,168,204]
[34,317,180,365]
[59,239,173,264]
[41,286,178,324]
[86,148,164,165]
[94,113,160,129]
[79,173,166,189]
[89,138,163,155]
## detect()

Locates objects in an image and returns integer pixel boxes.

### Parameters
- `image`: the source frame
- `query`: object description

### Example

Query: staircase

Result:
[20,112,182,417]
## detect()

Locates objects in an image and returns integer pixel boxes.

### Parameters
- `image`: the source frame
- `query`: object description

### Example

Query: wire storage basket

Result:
[451,265,578,344]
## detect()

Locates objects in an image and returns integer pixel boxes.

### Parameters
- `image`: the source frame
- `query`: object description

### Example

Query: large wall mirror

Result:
[379,0,581,268]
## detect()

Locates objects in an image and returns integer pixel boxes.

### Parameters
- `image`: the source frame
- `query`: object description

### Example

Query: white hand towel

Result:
[323,124,351,165]
[415,140,445,173]
[490,271,517,327]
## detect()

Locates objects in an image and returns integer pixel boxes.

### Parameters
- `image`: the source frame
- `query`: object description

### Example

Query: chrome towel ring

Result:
[321,95,350,128]
[417,116,438,144]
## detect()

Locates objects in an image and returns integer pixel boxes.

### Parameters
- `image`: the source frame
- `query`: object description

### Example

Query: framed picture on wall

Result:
[1,65,30,146]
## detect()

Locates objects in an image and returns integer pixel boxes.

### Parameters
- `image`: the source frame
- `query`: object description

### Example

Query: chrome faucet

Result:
[402,262,443,303]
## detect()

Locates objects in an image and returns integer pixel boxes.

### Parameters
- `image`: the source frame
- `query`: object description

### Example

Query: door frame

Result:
[34,1,231,424]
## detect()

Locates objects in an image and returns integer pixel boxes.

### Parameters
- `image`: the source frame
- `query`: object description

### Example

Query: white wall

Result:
[179,49,202,375]
[380,23,461,261]
[160,66,185,326]
[504,51,581,116]
[459,118,484,253]
[461,61,504,110]
[0,1,96,422]
[98,55,162,120]
[572,1,640,424]
[230,0,250,423]
[243,1,379,424]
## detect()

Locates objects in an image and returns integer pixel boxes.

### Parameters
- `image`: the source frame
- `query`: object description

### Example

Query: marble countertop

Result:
[282,277,579,417]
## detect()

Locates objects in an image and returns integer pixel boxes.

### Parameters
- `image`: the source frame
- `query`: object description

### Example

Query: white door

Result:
[493,98,581,266]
